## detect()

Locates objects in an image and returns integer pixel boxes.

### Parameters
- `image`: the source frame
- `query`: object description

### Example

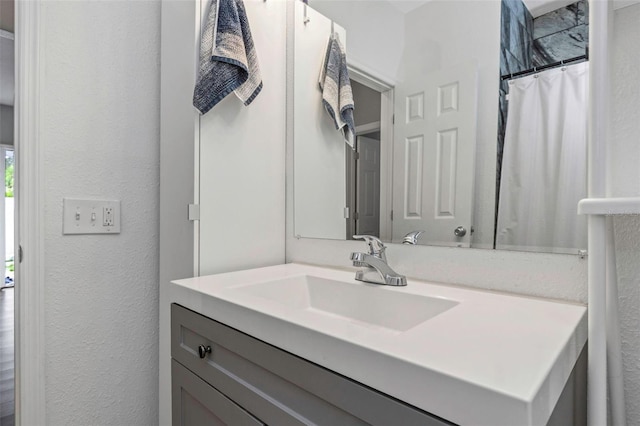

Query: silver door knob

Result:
[454,226,467,237]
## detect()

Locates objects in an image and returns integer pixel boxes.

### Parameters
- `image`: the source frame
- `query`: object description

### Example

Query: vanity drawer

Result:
[172,359,264,426]
[171,303,452,426]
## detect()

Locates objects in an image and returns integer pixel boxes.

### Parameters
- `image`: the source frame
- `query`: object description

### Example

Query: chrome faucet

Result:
[402,230,425,245]
[350,235,407,286]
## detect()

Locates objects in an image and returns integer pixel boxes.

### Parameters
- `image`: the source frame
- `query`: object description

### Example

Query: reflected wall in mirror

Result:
[292,0,589,254]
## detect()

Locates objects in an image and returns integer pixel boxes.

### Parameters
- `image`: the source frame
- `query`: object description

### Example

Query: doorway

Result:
[346,79,382,239]
[345,72,394,242]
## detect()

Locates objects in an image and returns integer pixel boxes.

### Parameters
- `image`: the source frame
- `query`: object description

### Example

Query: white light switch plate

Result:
[63,198,121,234]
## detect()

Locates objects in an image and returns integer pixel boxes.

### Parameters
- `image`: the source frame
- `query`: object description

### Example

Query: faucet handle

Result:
[402,230,425,245]
[353,235,386,258]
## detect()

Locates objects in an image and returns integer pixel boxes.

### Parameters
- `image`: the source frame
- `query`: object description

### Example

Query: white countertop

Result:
[170,263,587,426]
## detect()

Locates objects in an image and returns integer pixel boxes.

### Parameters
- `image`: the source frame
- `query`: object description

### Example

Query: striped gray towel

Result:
[193,0,263,114]
[319,33,355,148]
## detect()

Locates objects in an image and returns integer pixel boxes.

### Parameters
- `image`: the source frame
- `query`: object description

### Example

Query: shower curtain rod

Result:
[500,54,588,81]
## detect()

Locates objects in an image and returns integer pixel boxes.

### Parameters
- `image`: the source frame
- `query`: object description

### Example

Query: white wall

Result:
[610,5,640,199]
[40,1,160,424]
[610,5,640,424]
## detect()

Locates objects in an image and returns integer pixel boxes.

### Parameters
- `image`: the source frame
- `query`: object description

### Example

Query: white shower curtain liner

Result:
[496,61,589,254]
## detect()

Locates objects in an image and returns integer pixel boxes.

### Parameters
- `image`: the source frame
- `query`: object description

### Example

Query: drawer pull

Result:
[198,344,212,359]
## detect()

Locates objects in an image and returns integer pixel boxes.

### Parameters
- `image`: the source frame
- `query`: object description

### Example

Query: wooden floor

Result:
[0,287,13,426]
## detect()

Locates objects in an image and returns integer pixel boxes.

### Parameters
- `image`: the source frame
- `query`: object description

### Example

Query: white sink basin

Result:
[234,275,458,331]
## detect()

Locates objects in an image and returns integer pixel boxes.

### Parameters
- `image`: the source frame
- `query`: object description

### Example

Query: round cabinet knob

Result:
[454,226,467,237]
[198,344,212,359]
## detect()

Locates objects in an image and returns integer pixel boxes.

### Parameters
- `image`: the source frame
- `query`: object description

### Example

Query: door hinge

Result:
[188,204,200,221]
[343,207,350,219]
[354,211,360,220]
[354,152,360,160]
[390,210,394,221]
[392,114,395,125]
[19,245,23,263]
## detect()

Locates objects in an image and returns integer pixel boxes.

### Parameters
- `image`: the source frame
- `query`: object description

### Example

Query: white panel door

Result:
[293,1,348,240]
[392,64,478,247]
[355,136,380,237]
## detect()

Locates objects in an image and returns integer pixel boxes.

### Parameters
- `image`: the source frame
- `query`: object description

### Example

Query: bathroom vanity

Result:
[171,304,448,425]
[168,264,587,426]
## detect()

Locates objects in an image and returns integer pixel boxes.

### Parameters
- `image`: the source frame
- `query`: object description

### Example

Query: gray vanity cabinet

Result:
[171,303,452,426]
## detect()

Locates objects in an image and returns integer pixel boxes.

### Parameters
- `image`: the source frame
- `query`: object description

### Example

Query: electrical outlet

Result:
[63,199,121,234]
[103,207,114,226]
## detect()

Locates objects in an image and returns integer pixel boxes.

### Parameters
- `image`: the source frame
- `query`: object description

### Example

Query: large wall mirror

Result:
[292,0,589,254]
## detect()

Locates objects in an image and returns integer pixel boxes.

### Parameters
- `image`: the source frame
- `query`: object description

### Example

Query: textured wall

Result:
[613,217,640,426]
[40,1,160,425]
[611,4,640,424]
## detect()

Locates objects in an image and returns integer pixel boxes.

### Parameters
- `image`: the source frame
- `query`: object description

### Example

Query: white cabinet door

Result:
[392,64,478,247]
